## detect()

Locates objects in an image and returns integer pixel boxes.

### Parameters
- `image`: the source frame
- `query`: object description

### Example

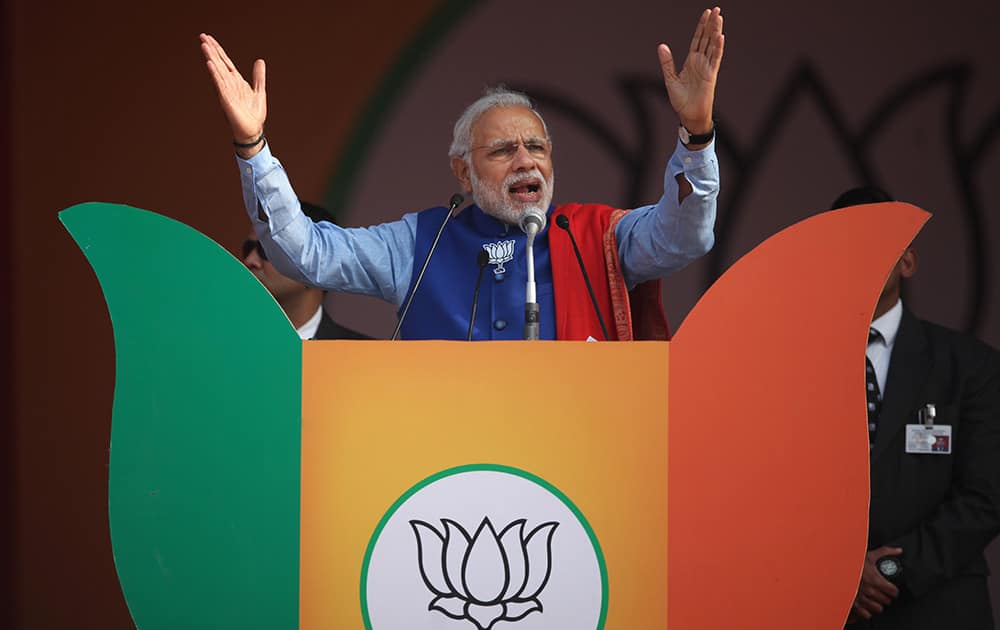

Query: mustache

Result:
[503,169,548,189]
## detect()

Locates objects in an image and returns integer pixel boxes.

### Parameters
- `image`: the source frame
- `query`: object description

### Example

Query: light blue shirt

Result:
[239,140,719,308]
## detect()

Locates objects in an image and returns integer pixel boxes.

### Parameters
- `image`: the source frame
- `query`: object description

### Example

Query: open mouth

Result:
[508,179,542,203]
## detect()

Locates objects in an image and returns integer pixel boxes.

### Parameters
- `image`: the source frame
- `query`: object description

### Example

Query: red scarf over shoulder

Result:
[549,203,670,341]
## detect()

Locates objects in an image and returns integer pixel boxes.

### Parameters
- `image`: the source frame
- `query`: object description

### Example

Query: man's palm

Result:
[200,33,267,142]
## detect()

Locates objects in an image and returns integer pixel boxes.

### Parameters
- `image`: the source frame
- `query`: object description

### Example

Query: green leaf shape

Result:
[60,203,300,629]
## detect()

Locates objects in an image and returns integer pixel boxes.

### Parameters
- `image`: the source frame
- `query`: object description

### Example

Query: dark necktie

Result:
[865,328,883,449]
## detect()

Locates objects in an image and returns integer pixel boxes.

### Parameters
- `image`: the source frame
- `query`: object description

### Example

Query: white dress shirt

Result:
[295,306,323,340]
[868,299,903,397]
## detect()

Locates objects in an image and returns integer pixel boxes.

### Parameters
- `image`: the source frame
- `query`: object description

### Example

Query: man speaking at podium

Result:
[200,8,724,341]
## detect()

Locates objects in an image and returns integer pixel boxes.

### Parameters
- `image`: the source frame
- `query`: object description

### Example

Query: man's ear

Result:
[451,156,472,193]
[899,248,918,279]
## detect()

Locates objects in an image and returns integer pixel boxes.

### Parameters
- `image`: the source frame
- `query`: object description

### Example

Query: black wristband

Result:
[233,133,265,149]
[678,123,715,146]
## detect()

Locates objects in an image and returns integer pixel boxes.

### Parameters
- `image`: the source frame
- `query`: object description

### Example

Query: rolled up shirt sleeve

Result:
[237,143,416,306]
[615,139,719,288]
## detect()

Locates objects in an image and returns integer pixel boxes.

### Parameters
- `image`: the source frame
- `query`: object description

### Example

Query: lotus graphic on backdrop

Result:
[410,517,559,629]
[482,241,515,275]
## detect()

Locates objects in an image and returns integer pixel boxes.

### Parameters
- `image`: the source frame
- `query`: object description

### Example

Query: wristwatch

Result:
[876,556,902,584]
[678,123,715,146]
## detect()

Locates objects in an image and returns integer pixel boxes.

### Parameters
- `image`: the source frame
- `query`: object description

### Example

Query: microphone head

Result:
[555,214,569,230]
[476,249,489,267]
[518,207,547,236]
[449,193,465,210]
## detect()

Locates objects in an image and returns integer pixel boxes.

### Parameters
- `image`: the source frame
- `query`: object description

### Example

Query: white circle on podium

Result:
[362,465,607,630]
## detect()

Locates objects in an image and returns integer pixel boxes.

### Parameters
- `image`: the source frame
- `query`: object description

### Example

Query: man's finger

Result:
[861,585,892,606]
[216,43,238,74]
[204,58,222,86]
[200,39,223,69]
[201,34,224,64]
[203,33,237,73]
[707,7,723,35]
[858,593,885,615]
[875,577,900,599]
[202,52,231,95]
[705,8,724,69]
[252,59,266,93]
[867,546,903,560]
[709,32,725,70]
[658,44,677,83]
[689,8,709,55]
[852,601,873,620]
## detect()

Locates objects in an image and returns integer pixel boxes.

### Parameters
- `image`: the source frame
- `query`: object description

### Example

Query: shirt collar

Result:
[870,299,903,347]
[296,305,324,340]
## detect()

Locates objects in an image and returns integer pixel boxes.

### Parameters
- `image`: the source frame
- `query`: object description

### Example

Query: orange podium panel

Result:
[302,341,667,628]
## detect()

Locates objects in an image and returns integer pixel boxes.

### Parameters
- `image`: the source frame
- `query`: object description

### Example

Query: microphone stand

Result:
[524,230,539,340]
[555,214,610,340]
[519,207,546,341]
[391,194,463,340]
[467,250,489,341]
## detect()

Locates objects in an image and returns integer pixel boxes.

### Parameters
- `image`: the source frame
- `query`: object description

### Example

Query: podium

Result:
[61,202,927,629]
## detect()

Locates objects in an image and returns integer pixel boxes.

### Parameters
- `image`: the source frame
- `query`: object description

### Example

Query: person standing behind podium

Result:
[199,7,724,340]
[833,187,1000,629]
[242,201,371,340]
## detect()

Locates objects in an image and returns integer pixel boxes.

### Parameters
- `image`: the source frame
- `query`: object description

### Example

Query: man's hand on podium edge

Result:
[200,33,268,160]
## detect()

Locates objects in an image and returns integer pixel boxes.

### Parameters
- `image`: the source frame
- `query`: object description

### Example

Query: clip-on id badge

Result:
[905,404,952,454]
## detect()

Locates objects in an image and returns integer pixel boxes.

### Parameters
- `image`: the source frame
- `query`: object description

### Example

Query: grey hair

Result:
[448,86,550,159]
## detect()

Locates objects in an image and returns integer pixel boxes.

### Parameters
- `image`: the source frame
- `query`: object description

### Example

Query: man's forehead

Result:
[471,105,545,142]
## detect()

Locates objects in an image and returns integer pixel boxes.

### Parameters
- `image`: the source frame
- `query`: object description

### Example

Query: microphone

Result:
[555,214,610,341]
[467,250,490,341]
[519,207,547,340]
[391,194,464,340]
[519,207,547,240]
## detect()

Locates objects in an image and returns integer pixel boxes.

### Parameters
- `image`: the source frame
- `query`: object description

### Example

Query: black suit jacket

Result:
[851,308,1000,629]
[312,309,372,340]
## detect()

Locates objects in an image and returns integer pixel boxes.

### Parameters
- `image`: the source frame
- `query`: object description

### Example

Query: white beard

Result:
[470,166,555,226]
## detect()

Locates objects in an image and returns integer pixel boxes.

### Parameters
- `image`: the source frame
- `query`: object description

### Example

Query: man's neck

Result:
[873,290,900,321]
[280,290,325,329]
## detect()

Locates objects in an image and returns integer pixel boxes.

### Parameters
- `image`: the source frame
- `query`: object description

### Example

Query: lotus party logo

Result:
[362,465,606,629]
[483,240,514,275]
[410,517,558,629]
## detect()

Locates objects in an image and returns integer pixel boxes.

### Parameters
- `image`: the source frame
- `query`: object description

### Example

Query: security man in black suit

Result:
[241,202,371,340]
[836,187,1000,629]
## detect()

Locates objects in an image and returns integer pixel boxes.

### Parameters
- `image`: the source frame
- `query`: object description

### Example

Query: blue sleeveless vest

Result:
[398,204,557,340]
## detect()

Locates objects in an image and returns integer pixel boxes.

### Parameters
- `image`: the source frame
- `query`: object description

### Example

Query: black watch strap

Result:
[679,123,715,146]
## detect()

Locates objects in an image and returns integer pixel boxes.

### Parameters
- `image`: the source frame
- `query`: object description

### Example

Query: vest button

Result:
[494,272,505,282]
[493,319,507,331]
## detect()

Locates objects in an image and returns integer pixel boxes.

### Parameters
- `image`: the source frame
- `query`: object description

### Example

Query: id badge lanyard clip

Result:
[919,403,936,427]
